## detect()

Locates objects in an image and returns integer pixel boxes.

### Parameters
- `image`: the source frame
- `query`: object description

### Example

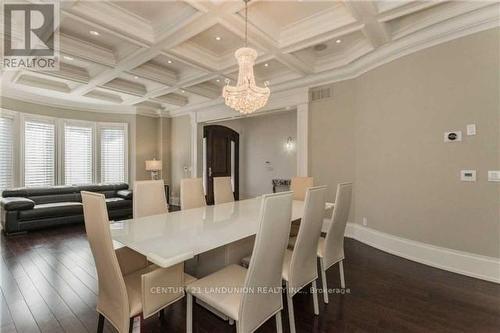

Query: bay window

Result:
[0,109,129,191]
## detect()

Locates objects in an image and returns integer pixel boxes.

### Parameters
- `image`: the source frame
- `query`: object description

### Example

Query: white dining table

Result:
[111,198,334,269]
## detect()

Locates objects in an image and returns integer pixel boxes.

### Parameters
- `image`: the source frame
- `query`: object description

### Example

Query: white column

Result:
[189,112,198,177]
[296,103,309,176]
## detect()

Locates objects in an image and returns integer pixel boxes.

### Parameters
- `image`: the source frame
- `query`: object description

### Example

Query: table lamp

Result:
[145,159,162,180]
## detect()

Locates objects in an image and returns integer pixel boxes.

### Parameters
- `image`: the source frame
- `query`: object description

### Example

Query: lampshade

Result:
[145,159,162,171]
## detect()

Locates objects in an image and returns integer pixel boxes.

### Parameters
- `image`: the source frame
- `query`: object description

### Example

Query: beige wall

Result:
[309,28,500,257]
[169,115,191,199]
[135,115,159,181]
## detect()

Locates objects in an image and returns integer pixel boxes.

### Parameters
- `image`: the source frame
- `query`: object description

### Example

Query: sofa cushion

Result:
[0,197,35,211]
[29,193,80,205]
[105,197,131,210]
[2,185,77,198]
[19,202,83,221]
[78,183,128,193]
[116,190,132,200]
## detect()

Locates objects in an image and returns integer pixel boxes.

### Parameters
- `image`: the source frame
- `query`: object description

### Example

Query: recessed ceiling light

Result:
[181,90,185,93]
[89,30,100,36]
[336,39,342,44]
[167,60,173,64]
[134,76,139,79]
[215,36,222,41]
[314,43,327,51]
[264,63,269,67]
[216,79,220,82]
[63,56,74,61]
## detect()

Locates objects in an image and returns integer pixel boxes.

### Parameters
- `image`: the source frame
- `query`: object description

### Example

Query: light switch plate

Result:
[488,171,500,182]
[466,124,476,136]
[460,170,476,182]
[444,131,462,142]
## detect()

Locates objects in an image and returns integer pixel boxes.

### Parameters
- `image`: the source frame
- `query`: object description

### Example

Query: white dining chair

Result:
[113,179,170,277]
[289,176,314,237]
[180,178,206,210]
[82,191,185,333]
[133,180,167,217]
[281,186,326,333]
[317,182,352,303]
[186,191,294,333]
[290,176,314,201]
[213,176,234,204]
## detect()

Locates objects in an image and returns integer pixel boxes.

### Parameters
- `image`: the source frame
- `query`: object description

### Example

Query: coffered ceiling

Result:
[1,0,498,117]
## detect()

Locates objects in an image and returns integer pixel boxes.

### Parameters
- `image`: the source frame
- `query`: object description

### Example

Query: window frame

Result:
[61,119,97,185]
[97,122,129,184]
[0,109,20,190]
[20,113,58,187]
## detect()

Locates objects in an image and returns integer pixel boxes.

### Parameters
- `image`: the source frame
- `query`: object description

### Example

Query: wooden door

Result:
[204,125,239,205]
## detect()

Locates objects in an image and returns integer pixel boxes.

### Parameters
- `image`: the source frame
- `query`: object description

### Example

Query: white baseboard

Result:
[345,223,500,284]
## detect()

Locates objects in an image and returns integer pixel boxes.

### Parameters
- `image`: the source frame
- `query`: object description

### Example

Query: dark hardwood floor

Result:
[1,224,499,333]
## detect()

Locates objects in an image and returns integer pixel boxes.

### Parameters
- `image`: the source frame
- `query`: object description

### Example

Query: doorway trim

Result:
[189,87,309,178]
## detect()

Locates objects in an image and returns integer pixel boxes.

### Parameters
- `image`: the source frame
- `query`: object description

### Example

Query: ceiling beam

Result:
[344,1,391,48]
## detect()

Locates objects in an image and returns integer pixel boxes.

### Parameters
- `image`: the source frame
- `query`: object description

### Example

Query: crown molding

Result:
[17,75,71,93]
[84,90,123,104]
[184,82,220,99]
[129,62,178,86]
[280,4,357,49]
[103,78,147,96]
[390,1,492,41]
[32,62,90,85]
[60,33,116,67]
[153,93,188,107]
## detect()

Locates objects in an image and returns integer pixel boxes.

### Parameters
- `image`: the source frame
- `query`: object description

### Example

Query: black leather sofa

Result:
[0,183,132,235]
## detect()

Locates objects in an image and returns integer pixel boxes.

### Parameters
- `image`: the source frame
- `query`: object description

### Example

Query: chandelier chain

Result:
[244,0,248,47]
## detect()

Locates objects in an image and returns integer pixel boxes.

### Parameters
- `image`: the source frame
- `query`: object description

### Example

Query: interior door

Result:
[204,125,239,205]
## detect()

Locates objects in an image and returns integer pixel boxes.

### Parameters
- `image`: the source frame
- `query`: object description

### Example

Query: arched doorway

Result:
[203,125,239,204]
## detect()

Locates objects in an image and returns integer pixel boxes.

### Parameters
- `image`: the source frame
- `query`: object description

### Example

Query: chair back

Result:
[213,176,234,204]
[323,183,352,268]
[180,178,206,210]
[288,186,326,293]
[133,180,168,218]
[81,191,130,333]
[238,192,293,333]
[290,176,313,201]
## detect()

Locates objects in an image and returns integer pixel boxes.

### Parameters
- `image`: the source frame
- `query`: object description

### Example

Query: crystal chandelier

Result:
[222,0,270,114]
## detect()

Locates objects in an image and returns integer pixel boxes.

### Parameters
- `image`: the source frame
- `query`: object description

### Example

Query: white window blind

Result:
[24,120,55,187]
[0,117,14,194]
[100,127,126,183]
[65,124,93,185]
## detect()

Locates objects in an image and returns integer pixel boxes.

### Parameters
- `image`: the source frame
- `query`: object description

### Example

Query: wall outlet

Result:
[362,217,368,226]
